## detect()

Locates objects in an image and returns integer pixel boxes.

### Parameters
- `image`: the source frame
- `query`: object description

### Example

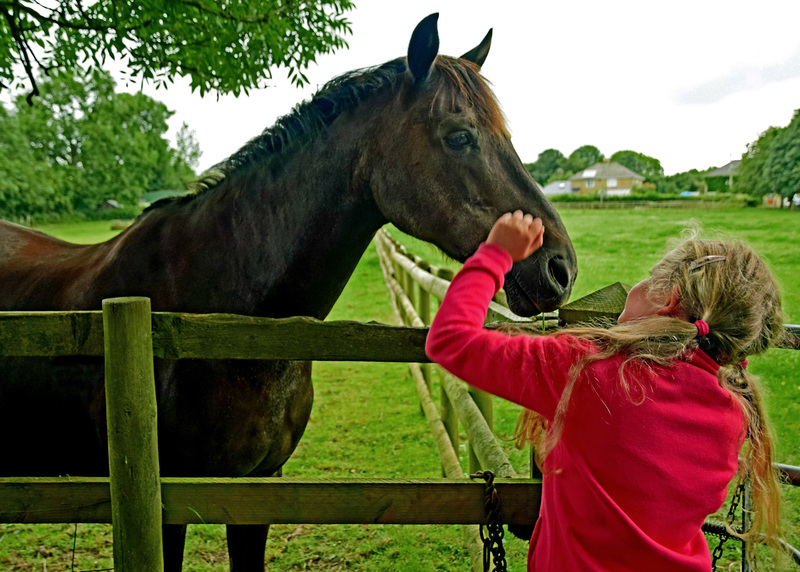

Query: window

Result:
[607,178,617,188]
[586,179,595,188]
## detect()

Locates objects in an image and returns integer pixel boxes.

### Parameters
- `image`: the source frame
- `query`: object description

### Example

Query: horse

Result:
[0,13,576,571]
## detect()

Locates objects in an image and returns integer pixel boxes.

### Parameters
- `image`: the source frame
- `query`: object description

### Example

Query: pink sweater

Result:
[426,243,745,572]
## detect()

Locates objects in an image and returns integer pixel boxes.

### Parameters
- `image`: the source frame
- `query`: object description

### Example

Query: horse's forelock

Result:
[432,56,509,139]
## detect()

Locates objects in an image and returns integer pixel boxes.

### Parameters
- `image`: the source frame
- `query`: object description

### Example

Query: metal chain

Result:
[710,479,746,569]
[470,470,508,572]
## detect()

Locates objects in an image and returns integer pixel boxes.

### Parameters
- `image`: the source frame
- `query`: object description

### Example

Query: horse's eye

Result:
[445,130,472,151]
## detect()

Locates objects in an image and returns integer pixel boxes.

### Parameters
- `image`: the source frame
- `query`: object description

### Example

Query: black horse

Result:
[0,14,576,571]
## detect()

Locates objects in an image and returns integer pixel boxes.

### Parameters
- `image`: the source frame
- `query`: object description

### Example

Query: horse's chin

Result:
[504,274,561,317]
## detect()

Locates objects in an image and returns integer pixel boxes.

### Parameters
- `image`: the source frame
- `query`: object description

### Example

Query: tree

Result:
[734,126,782,197]
[656,170,705,195]
[525,148,566,185]
[2,68,198,217]
[525,145,604,185]
[0,0,354,103]
[174,123,201,176]
[610,150,664,181]
[79,89,178,208]
[567,145,603,172]
[762,109,800,203]
[0,105,67,218]
[12,69,112,207]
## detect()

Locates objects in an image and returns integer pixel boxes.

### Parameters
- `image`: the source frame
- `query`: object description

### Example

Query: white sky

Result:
[128,0,800,177]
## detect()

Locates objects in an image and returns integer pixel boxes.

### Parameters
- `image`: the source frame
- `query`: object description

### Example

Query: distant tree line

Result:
[526,109,800,202]
[524,145,707,195]
[0,69,200,220]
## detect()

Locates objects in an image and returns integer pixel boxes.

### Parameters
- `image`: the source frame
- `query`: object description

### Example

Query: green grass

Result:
[35,219,129,245]
[1,207,798,570]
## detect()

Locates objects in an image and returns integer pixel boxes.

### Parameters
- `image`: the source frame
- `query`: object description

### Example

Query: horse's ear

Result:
[460,29,492,69]
[407,13,440,84]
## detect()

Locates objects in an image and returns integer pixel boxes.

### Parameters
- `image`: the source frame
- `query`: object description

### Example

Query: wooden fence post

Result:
[741,481,752,572]
[392,259,407,323]
[434,267,459,476]
[416,260,433,401]
[530,447,543,479]
[103,297,164,572]
[466,304,498,474]
[467,388,493,474]
[405,262,417,309]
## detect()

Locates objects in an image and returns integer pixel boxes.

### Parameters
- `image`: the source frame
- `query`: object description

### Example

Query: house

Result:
[97,199,121,211]
[540,180,576,196]
[704,160,740,193]
[569,161,645,196]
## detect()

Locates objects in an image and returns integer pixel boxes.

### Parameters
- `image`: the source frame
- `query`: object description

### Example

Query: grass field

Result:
[1,207,798,570]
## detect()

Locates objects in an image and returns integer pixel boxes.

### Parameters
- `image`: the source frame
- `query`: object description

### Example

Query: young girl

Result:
[426,211,785,571]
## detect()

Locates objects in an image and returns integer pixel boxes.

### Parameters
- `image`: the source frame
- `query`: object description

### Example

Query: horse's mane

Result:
[145,55,506,212]
[216,58,408,181]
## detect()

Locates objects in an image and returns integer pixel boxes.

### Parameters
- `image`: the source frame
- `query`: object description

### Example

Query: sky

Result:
[127,0,800,177]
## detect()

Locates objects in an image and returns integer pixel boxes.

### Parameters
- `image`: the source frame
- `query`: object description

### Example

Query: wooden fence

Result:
[0,299,540,571]
[374,228,800,569]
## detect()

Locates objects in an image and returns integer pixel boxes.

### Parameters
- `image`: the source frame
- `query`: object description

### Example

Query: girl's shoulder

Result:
[537,332,599,362]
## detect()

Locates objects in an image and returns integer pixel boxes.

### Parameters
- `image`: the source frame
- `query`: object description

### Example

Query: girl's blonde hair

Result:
[515,233,785,562]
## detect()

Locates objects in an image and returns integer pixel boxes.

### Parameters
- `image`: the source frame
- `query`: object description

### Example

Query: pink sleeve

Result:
[425,243,590,421]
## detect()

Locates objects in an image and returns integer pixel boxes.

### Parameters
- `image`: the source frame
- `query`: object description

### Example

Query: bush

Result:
[86,205,145,221]
[549,191,756,206]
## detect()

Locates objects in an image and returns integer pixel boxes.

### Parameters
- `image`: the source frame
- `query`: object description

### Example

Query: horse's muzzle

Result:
[504,251,575,316]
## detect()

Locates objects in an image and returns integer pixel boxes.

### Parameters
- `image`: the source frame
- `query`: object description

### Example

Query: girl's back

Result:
[531,347,742,570]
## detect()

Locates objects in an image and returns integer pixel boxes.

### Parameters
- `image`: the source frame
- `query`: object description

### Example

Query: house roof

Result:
[541,180,574,195]
[569,161,644,181]
[705,160,741,178]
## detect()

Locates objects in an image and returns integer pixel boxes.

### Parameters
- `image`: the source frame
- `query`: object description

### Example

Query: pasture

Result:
[1,206,798,570]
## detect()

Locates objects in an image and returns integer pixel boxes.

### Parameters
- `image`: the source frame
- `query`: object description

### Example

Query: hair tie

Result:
[694,320,710,337]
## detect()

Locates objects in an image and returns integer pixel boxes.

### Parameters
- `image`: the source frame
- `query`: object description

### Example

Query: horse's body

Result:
[0,14,576,571]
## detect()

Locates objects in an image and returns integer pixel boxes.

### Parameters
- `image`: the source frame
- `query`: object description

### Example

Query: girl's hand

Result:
[486,211,545,262]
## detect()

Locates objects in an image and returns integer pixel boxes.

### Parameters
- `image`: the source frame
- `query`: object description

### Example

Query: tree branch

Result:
[10,1,151,33]
[1,4,39,104]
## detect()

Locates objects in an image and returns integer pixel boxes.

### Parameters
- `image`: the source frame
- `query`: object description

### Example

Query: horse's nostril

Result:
[548,255,571,290]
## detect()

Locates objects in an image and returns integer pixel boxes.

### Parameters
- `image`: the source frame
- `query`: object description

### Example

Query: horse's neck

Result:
[241,150,386,319]
[136,136,384,318]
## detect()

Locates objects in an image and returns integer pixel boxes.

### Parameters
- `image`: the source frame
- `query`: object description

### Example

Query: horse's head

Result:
[365,14,577,315]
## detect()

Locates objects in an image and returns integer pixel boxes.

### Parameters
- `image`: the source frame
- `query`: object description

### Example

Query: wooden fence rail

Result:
[0,477,540,526]
[0,310,429,362]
